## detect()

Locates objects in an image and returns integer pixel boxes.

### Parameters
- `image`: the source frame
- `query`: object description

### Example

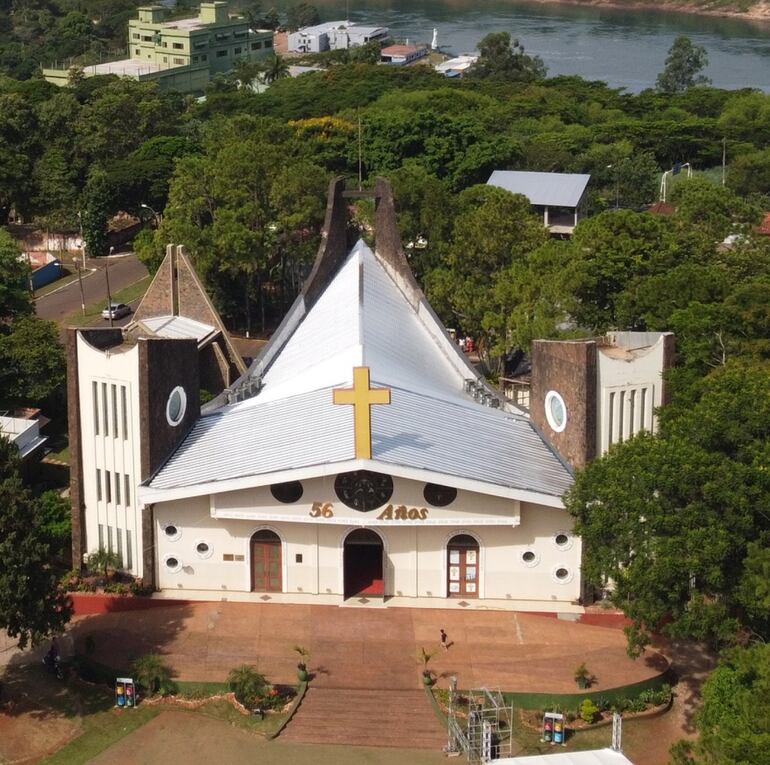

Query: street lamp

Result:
[140,203,161,227]
[606,164,620,210]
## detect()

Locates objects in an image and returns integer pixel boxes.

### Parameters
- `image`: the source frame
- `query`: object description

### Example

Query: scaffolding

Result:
[446,686,514,764]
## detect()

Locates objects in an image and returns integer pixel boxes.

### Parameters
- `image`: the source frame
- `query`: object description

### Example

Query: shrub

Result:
[104,582,130,594]
[130,578,153,596]
[131,653,173,696]
[579,699,600,724]
[227,665,268,707]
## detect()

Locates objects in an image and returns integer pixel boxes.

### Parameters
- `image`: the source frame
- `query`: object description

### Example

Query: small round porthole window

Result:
[544,390,567,433]
[521,550,540,567]
[164,555,182,573]
[270,481,304,504]
[553,566,573,584]
[166,386,187,427]
[423,483,457,507]
[194,540,213,559]
[554,532,573,550]
[163,524,181,542]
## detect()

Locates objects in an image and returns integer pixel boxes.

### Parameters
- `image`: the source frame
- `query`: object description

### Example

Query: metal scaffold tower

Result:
[445,683,514,764]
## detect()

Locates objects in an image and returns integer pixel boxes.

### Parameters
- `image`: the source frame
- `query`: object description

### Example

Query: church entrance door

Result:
[447,534,479,599]
[250,530,282,593]
[343,529,384,597]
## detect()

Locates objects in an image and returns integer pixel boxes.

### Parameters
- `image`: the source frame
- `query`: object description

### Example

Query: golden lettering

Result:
[377,505,394,520]
[395,505,408,520]
[309,502,334,519]
[419,508,428,520]
[407,507,419,520]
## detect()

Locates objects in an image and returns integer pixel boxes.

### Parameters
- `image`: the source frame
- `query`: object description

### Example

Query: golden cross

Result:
[333,367,391,460]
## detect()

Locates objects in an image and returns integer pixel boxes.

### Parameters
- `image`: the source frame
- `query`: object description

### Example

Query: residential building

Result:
[1,409,48,462]
[287,21,389,53]
[42,2,274,94]
[380,44,427,65]
[487,170,591,235]
[434,54,478,77]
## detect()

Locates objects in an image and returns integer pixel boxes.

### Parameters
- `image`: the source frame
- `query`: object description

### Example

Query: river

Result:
[268,0,770,92]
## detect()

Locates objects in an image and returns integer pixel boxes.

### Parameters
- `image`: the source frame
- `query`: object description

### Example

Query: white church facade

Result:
[68,178,672,612]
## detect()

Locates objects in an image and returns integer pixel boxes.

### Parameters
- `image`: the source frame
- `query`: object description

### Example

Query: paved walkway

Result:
[69,602,667,693]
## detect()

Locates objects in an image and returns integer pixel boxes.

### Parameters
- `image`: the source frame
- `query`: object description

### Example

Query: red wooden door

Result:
[251,532,282,592]
[447,535,479,599]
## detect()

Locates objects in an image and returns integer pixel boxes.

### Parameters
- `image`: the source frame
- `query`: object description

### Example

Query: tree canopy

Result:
[657,35,710,93]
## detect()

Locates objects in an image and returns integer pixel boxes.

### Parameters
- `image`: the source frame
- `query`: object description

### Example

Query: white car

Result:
[101,303,132,320]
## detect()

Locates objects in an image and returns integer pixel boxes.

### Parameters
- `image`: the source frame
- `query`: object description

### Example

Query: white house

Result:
[287,21,389,53]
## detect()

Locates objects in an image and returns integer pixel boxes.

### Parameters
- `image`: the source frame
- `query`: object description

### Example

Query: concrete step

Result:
[279,687,446,749]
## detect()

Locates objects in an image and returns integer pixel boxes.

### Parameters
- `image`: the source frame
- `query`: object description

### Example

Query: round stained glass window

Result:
[334,471,393,512]
[166,386,187,427]
[544,390,567,433]
[270,481,304,504]
[423,483,457,507]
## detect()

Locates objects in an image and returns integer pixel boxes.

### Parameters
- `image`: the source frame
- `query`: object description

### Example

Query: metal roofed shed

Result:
[487,170,591,236]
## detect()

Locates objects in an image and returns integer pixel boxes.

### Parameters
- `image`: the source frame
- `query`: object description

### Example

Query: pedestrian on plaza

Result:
[440,628,449,651]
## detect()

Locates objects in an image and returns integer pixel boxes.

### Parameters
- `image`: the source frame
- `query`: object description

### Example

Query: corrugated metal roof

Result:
[147,238,572,501]
[140,315,216,342]
[148,385,572,497]
[487,171,591,208]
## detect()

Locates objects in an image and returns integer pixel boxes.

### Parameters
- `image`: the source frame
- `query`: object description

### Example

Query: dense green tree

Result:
[468,32,547,82]
[0,229,31,321]
[261,54,289,85]
[0,315,65,403]
[286,2,319,31]
[80,168,111,258]
[656,35,710,93]
[36,490,72,561]
[0,438,72,649]
[727,147,770,197]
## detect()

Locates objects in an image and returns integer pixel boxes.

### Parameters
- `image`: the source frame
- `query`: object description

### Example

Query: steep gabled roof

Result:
[487,171,591,208]
[142,178,572,504]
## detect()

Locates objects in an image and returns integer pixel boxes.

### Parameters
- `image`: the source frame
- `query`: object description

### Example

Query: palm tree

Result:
[261,54,290,85]
[227,665,268,706]
[87,547,122,579]
[131,653,173,696]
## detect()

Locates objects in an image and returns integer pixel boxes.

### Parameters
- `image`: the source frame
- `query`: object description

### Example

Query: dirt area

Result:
[89,710,447,765]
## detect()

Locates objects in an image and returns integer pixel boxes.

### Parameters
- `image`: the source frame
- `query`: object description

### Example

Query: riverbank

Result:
[525,0,770,22]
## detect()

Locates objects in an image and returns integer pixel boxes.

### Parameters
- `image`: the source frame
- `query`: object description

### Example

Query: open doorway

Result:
[343,528,384,597]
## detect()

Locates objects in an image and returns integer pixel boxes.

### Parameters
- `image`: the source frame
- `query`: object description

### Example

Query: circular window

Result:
[194,540,213,559]
[163,524,181,542]
[334,470,394,512]
[424,483,457,507]
[553,565,573,584]
[270,481,304,504]
[166,386,187,427]
[554,532,573,550]
[522,550,540,567]
[544,390,567,433]
[164,554,182,573]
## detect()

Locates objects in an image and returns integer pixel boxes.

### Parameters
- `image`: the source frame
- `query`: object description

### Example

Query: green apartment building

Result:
[42,1,273,94]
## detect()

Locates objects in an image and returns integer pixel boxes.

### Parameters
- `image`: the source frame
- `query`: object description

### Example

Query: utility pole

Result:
[104,258,113,328]
[722,137,727,187]
[357,112,363,191]
[76,263,86,316]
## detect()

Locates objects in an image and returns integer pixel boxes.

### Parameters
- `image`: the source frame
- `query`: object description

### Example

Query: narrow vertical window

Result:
[111,384,118,439]
[608,392,615,445]
[93,381,100,436]
[105,471,112,503]
[102,382,109,435]
[96,469,102,501]
[640,387,647,430]
[618,391,625,441]
[115,472,121,505]
[121,386,128,440]
[125,475,131,506]
[126,530,133,569]
[629,389,636,436]
[98,523,104,549]
[116,528,123,561]
[107,526,113,552]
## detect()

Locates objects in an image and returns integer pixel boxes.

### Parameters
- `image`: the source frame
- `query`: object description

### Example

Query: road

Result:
[35,253,148,326]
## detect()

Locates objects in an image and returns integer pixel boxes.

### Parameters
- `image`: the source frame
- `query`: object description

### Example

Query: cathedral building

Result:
[67,178,671,612]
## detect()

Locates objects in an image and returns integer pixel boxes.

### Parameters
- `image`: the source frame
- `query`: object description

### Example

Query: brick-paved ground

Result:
[69,602,667,693]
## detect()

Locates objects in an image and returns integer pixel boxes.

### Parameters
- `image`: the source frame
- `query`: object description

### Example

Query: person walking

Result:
[440,628,449,651]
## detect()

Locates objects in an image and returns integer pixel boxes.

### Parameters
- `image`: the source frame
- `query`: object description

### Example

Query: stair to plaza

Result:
[279,687,448,749]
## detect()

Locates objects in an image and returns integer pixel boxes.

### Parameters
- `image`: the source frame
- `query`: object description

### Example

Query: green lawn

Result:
[62,276,151,328]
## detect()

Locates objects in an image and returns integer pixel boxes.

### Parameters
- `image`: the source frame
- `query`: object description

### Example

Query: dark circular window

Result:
[165,525,178,538]
[334,470,393,512]
[196,542,209,554]
[556,567,569,579]
[270,481,304,504]
[555,533,569,547]
[522,551,536,563]
[423,483,457,507]
[166,557,179,569]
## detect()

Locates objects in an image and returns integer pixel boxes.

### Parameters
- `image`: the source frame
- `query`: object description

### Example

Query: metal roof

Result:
[497,749,634,765]
[140,315,216,343]
[487,171,591,208]
[146,240,571,501]
[146,384,572,499]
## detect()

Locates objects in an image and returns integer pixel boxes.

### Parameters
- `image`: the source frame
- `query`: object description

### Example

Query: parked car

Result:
[101,303,132,320]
